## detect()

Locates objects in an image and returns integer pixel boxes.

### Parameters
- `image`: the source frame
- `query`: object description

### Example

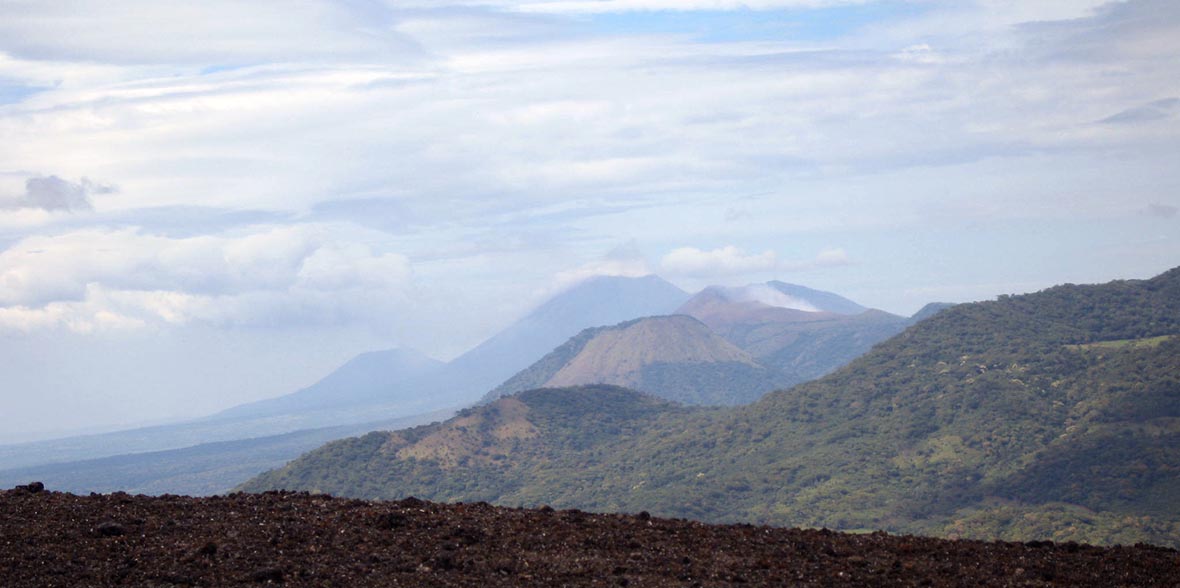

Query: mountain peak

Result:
[485,315,792,406]
[763,281,868,315]
[445,275,691,393]
[676,282,908,383]
[909,302,956,323]
[210,347,445,421]
[544,315,759,389]
[527,275,688,322]
[679,281,868,317]
[244,267,1180,549]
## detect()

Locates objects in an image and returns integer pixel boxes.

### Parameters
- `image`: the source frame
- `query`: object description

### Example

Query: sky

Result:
[1,0,1178,440]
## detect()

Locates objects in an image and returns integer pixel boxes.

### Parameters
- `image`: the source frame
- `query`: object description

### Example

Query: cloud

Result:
[660,246,778,277]
[802,247,851,269]
[553,240,652,289]
[1,0,1175,231]
[0,1,421,65]
[2,176,112,212]
[90,206,291,238]
[726,284,821,312]
[512,0,871,13]
[0,0,1177,438]
[1099,97,1180,125]
[0,0,1175,337]
[0,225,413,333]
[660,245,851,277]
[386,0,876,13]
[891,44,948,65]
[1144,203,1178,219]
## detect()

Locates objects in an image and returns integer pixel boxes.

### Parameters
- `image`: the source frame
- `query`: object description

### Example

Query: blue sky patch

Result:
[580,2,928,43]
[0,81,45,105]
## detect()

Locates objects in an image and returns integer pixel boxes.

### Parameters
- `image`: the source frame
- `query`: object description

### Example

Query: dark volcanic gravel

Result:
[2,485,1178,586]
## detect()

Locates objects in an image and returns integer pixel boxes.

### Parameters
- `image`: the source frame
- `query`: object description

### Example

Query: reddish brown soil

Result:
[2,484,1178,587]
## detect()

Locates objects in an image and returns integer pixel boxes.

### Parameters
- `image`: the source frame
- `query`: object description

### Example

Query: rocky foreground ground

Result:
[2,484,1178,587]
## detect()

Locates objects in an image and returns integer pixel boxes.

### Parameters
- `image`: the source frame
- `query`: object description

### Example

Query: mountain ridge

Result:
[443,275,691,393]
[243,267,1180,548]
[675,283,912,382]
[212,348,445,420]
[483,315,793,406]
[0,274,690,476]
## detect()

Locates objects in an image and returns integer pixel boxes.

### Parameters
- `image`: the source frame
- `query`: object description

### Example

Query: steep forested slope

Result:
[244,268,1180,547]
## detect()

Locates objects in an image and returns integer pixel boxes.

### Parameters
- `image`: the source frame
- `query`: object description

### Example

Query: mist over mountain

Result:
[482,281,921,407]
[244,267,1180,548]
[676,283,913,382]
[0,274,692,490]
[754,282,869,314]
[0,349,454,473]
[442,275,691,394]
[0,410,449,496]
[213,348,445,420]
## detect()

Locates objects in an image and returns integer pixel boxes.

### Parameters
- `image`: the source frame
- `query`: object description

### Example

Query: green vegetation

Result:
[243,386,705,505]
[242,267,1180,548]
[1065,334,1173,351]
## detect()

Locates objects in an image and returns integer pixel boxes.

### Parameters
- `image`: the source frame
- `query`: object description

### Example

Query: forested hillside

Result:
[244,268,1180,547]
[243,386,698,503]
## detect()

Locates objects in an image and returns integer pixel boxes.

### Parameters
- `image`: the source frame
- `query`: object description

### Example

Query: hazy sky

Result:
[1,0,1178,439]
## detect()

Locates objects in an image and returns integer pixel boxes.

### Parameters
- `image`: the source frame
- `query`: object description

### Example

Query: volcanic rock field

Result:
[3,484,1178,586]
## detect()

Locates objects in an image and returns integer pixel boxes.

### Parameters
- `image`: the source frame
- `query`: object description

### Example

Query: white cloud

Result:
[553,241,653,290]
[973,0,1116,27]
[0,1,418,65]
[803,247,851,268]
[0,224,413,333]
[661,246,778,277]
[1,0,1175,229]
[513,0,871,13]
[0,298,141,334]
[0,175,112,212]
[0,0,1175,333]
[384,0,874,12]
[729,284,821,312]
[0,0,1176,436]
[660,245,851,278]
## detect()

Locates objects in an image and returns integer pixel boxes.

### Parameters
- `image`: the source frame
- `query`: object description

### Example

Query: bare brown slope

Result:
[484,316,795,405]
[4,486,1178,587]
[544,315,758,388]
[388,397,540,469]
